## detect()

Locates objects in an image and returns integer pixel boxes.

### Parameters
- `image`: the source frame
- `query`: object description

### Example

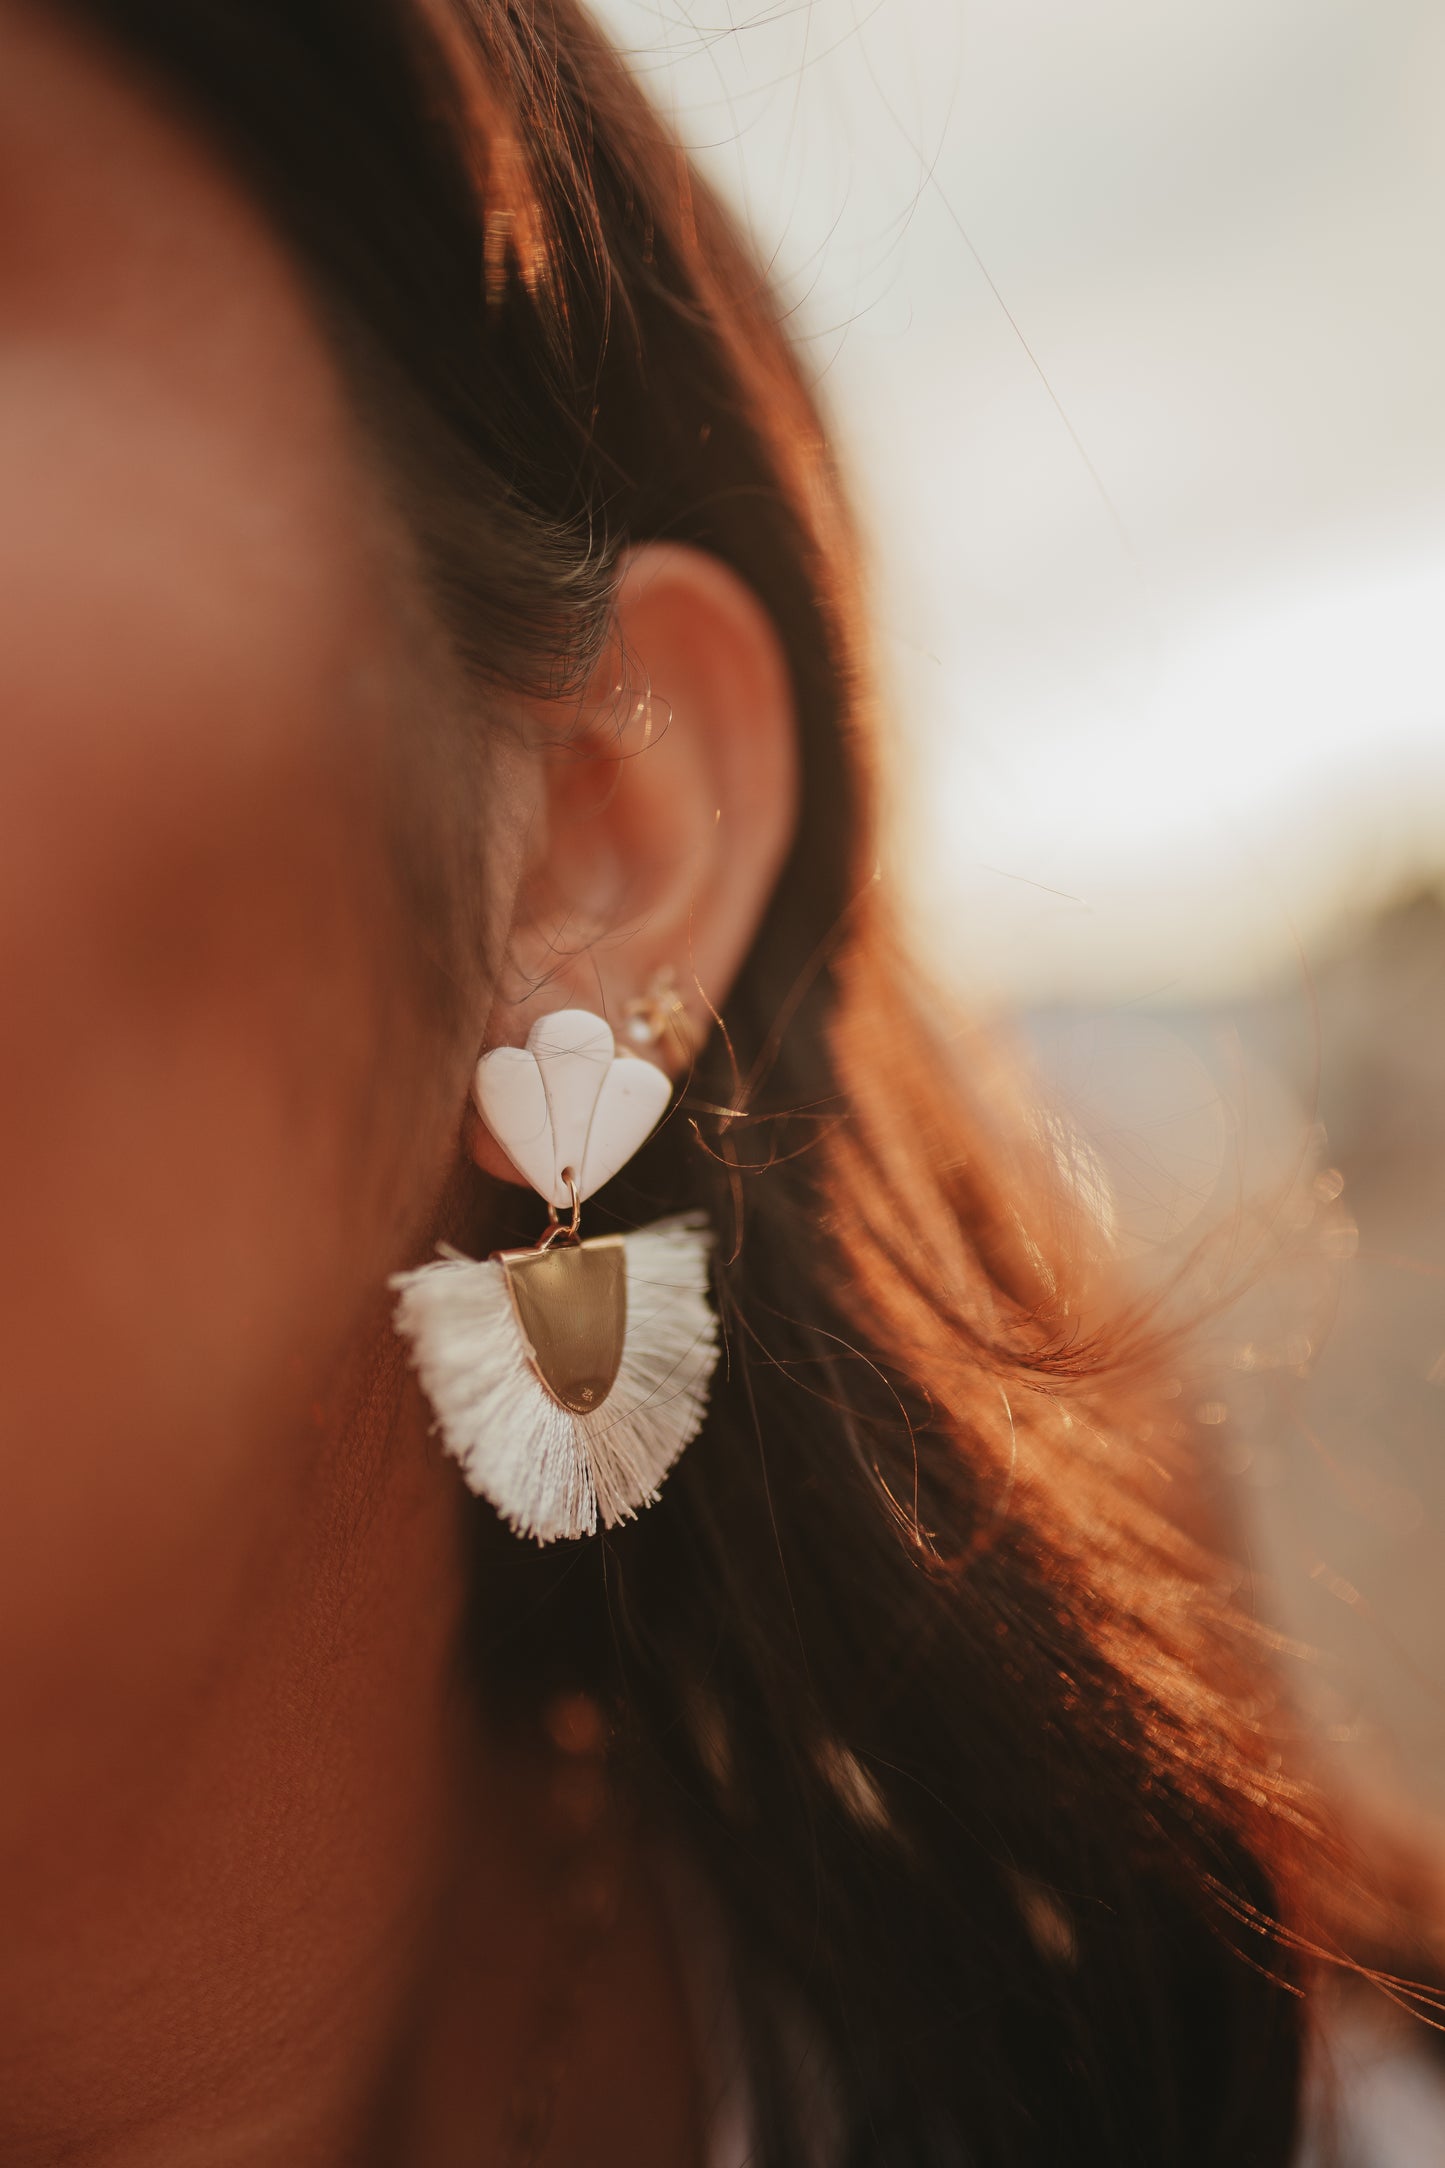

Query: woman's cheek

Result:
[0,405,434,1725]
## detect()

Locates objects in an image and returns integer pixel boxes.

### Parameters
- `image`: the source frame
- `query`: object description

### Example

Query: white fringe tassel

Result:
[390,1212,717,1543]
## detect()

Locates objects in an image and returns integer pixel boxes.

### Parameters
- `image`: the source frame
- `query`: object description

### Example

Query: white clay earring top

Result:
[473,1009,672,1210]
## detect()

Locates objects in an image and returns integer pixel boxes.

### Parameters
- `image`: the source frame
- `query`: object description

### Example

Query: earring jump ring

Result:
[537,1166,583,1250]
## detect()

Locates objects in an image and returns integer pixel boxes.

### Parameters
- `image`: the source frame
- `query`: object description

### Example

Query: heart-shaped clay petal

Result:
[580,1051,672,1199]
[472,1044,554,1200]
[530,1009,613,1191]
[473,1009,671,1209]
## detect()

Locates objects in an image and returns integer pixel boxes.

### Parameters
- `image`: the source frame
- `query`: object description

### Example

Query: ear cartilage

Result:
[389,1009,718,1542]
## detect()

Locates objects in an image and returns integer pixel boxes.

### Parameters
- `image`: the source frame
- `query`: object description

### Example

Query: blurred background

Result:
[596,0,1445,1843]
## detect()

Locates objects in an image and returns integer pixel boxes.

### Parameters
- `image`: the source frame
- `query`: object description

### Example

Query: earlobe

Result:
[472,541,798,1183]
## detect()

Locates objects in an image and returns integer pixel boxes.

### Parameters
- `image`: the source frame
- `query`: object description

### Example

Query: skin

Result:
[0,8,798,2164]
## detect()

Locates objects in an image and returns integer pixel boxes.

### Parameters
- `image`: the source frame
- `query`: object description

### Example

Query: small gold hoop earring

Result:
[622,968,695,1060]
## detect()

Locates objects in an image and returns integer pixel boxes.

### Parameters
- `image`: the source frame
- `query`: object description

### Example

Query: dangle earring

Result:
[390,1007,717,1544]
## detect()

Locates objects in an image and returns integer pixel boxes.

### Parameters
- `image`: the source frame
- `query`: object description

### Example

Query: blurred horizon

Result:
[595,0,1445,1006]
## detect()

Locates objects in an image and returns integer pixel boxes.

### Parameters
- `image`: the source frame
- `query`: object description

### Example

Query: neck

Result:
[0,1316,702,2167]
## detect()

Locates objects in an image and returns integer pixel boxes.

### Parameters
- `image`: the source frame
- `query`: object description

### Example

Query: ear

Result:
[470,542,799,1185]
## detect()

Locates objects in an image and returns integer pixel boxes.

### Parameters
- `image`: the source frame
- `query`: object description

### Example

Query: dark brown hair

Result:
[72,2,1343,2157]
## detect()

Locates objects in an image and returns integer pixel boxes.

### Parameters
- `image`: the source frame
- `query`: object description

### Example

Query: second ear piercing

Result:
[621,968,696,1059]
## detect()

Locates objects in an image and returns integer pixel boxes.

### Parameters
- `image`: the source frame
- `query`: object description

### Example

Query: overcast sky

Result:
[594,0,1445,1003]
